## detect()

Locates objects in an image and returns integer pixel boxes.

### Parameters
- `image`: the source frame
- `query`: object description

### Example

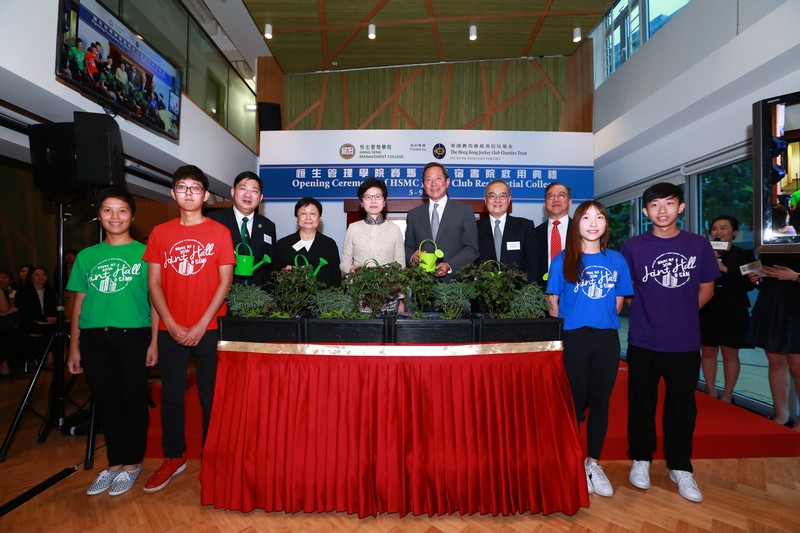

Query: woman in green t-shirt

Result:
[67,187,158,497]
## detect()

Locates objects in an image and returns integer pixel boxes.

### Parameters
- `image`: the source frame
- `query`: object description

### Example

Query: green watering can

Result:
[417,239,444,274]
[294,254,328,278]
[234,242,271,277]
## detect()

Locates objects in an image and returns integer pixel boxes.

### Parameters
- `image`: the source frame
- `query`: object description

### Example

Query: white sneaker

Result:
[629,460,651,489]
[669,470,703,503]
[585,464,594,494]
[585,459,614,497]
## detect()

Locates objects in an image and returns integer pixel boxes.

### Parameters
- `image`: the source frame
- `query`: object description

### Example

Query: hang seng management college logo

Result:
[574,265,618,299]
[163,239,214,276]
[642,252,697,288]
[88,258,140,293]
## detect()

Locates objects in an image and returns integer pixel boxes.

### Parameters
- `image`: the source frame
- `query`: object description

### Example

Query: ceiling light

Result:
[572,27,582,43]
[469,25,477,41]
[368,23,376,40]
[264,23,273,40]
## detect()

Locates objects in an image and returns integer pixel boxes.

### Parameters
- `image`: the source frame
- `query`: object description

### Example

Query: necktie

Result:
[493,219,502,261]
[550,220,562,260]
[240,216,250,245]
[431,203,440,240]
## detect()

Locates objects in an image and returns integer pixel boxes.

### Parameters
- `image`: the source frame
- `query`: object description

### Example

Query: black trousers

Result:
[157,329,218,458]
[562,327,620,460]
[80,327,150,466]
[626,344,701,472]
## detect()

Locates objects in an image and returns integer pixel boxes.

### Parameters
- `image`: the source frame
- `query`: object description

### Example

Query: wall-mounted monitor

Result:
[56,0,182,141]
[753,90,800,252]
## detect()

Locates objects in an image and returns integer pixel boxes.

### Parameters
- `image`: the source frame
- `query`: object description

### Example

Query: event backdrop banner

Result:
[259,130,593,201]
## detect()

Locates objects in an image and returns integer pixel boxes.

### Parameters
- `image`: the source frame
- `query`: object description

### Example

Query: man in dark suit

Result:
[208,171,276,286]
[404,162,479,281]
[533,181,573,289]
[476,179,540,284]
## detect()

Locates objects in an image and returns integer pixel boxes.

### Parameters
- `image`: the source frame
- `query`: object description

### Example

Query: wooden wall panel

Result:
[277,53,590,132]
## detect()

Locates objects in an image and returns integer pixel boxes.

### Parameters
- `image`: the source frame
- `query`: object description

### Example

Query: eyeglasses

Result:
[175,184,205,194]
[362,194,384,201]
[485,192,510,200]
[546,192,569,200]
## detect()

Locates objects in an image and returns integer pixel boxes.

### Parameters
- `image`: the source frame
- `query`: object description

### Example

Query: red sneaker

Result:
[143,458,187,493]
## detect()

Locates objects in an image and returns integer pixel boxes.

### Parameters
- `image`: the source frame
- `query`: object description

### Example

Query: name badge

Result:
[506,241,521,251]
[264,235,272,245]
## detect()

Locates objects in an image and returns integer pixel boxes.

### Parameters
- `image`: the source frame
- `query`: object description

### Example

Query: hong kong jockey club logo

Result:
[339,143,355,159]
[642,252,697,288]
[432,143,446,159]
[163,239,214,276]
[574,265,618,299]
[88,258,140,293]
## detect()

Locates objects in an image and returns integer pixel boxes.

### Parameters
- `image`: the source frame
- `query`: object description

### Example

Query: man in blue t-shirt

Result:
[621,183,719,504]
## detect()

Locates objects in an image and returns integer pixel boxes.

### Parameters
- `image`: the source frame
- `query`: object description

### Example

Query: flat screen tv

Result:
[56,0,182,141]
[753,89,800,252]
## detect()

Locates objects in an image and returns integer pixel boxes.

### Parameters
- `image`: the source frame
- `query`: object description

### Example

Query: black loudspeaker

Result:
[29,122,79,192]
[74,112,125,187]
[28,113,125,193]
[257,102,282,131]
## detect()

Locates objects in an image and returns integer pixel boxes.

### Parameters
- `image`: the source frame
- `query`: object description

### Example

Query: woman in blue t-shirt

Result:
[546,200,633,498]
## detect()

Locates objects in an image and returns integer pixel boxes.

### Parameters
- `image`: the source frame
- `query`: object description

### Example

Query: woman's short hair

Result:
[295,197,323,217]
[357,178,388,200]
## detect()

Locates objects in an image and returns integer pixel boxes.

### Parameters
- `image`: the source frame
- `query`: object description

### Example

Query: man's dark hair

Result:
[423,162,449,180]
[357,177,388,200]
[172,164,208,190]
[710,214,739,232]
[544,181,571,198]
[233,171,262,192]
[295,197,323,217]
[95,187,136,216]
[643,182,683,204]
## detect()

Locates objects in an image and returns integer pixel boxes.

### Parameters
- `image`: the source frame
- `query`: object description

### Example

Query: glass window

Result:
[188,20,228,124]
[121,0,188,72]
[227,67,257,150]
[607,201,633,252]
[602,0,690,79]
[648,0,691,39]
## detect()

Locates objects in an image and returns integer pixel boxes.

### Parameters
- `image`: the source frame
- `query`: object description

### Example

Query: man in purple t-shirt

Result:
[621,183,718,504]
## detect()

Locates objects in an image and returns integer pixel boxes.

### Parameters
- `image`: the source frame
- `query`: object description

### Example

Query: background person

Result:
[534,182,573,288]
[476,179,540,283]
[67,187,158,496]
[547,200,633,498]
[274,197,341,289]
[745,255,800,431]
[699,215,756,402]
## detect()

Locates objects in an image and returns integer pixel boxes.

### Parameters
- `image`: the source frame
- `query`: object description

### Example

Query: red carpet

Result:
[145,364,800,461]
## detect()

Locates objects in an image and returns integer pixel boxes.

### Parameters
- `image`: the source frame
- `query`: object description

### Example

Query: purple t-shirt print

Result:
[621,231,719,353]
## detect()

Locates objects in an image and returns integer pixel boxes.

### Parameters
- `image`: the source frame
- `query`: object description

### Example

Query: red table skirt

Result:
[200,341,588,517]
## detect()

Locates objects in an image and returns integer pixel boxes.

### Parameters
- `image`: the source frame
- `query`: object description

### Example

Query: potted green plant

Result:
[218,283,301,342]
[457,260,527,317]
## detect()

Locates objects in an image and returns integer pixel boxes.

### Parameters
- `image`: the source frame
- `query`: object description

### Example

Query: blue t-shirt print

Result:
[574,264,619,299]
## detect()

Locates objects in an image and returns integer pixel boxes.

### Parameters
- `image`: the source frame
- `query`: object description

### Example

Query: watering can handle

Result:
[363,258,380,268]
[235,242,254,256]
[294,254,310,267]
[418,239,438,254]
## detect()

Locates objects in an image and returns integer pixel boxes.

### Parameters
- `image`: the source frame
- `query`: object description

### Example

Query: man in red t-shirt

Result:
[142,165,234,493]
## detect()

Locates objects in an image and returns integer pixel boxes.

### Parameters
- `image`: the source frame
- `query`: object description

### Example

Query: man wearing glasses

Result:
[142,165,235,493]
[476,179,540,284]
[533,182,573,288]
[208,171,277,286]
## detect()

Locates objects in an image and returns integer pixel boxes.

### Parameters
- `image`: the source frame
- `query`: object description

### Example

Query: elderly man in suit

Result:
[476,179,540,284]
[533,181,573,288]
[404,162,479,280]
[208,171,276,286]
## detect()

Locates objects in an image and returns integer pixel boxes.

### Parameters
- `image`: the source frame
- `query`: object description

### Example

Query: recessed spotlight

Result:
[368,23,376,40]
[469,25,477,41]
